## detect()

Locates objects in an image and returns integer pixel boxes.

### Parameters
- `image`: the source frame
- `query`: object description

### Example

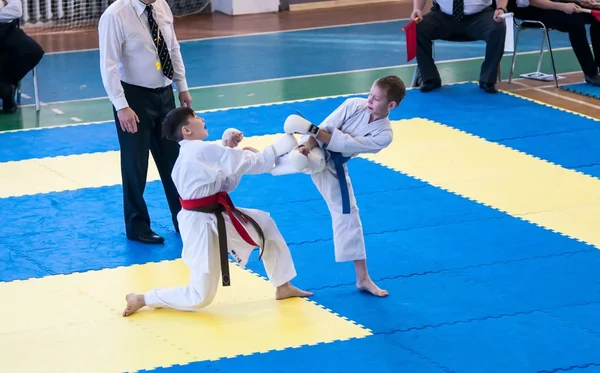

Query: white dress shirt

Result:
[434,0,493,15]
[98,0,188,111]
[0,0,22,23]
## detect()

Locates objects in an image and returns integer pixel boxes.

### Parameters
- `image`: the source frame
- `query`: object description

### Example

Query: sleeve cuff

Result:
[111,97,129,112]
[174,80,189,93]
[325,129,342,151]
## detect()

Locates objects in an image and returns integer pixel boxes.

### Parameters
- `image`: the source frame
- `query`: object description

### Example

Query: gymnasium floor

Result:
[2,4,600,372]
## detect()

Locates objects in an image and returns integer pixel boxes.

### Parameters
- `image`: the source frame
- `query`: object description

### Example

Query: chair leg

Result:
[497,64,502,83]
[509,28,522,83]
[410,64,421,87]
[33,67,40,112]
[535,31,546,74]
[16,79,22,106]
[545,30,558,88]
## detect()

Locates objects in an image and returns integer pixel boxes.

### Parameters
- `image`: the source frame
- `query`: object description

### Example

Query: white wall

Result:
[212,0,280,15]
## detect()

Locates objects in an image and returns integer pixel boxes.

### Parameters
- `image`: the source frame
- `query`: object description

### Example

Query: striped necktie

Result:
[452,0,464,20]
[146,5,174,80]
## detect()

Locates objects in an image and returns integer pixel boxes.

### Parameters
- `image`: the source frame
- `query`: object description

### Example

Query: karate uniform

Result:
[273,98,393,262]
[144,139,297,311]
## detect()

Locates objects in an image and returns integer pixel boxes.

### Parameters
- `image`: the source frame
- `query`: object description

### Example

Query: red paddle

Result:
[402,18,420,62]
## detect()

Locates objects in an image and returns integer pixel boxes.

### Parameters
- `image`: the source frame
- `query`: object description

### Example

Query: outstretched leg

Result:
[271,147,325,176]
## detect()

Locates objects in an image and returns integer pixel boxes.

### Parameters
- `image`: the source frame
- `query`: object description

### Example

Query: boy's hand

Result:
[296,145,309,155]
[226,131,243,148]
[243,146,258,153]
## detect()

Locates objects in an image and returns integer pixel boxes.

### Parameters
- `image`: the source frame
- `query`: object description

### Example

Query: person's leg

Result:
[150,87,182,232]
[113,83,162,243]
[416,10,457,92]
[462,9,506,92]
[227,207,312,299]
[311,165,388,297]
[515,7,600,83]
[0,28,44,113]
[123,223,221,316]
[2,28,44,86]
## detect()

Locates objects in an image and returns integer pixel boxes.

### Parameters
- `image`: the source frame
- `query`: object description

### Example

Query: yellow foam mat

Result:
[0,135,284,199]
[0,260,370,373]
[361,118,600,247]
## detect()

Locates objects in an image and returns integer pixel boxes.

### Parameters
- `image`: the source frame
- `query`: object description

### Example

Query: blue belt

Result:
[295,110,353,215]
[328,151,352,214]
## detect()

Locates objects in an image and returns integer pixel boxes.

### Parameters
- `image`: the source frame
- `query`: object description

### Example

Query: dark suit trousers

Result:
[0,27,44,99]
[416,8,507,84]
[507,4,600,77]
[113,82,181,237]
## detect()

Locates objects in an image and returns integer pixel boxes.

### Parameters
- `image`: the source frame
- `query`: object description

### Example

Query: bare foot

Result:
[275,282,313,300]
[122,293,146,317]
[356,278,389,297]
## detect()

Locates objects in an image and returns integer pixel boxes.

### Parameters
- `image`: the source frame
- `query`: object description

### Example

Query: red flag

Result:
[402,19,417,62]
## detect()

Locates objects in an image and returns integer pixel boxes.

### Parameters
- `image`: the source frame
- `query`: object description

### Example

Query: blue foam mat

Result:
[561,82,600,99]
[459,250,600,311]
[5,83,600,372]
[396,311,600,373]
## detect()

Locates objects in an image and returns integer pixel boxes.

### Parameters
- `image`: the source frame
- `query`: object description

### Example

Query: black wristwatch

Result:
[496,7,507,12]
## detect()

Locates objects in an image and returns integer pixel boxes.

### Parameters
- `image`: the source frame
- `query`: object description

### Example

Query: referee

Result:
[98,0,192,244]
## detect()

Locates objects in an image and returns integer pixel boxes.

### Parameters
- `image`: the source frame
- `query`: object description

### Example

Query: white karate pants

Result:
[144,208,297,311]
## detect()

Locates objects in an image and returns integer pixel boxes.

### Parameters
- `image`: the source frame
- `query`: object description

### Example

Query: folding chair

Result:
[508,18,559,88]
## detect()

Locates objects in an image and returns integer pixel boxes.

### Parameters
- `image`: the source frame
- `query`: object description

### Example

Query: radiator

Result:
[21,0,113,26]
[21,0,212,27]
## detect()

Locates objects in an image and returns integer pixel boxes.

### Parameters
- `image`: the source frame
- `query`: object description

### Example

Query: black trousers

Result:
[416,8,506,84]
[0,27,44,100]
[507,4,600,77]
[113,82,181,237]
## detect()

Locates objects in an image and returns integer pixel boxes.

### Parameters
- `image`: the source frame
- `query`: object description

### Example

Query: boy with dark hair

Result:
[123,107,312,316]
[271,75,407,297]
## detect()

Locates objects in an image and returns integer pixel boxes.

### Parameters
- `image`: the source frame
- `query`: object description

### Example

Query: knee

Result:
[483,19,506,43]
[492,19,507,35]
[19,36,44,60]
[188,286,217,309]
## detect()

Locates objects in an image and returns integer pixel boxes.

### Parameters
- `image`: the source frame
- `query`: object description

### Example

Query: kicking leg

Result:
[271,146,325,176]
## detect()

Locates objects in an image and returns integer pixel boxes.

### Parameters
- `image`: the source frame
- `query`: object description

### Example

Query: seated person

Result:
[411,0,508,93]
[507,0,600,86]
[0,0,45,113]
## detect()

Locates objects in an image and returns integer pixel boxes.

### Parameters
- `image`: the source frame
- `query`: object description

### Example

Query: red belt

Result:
[180,191,265,286]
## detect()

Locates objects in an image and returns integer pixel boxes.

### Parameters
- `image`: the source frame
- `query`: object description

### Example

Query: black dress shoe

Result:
[420,79,442,93]
[584,74,600,86]
[128,230,165,244]
[479,81,498,94]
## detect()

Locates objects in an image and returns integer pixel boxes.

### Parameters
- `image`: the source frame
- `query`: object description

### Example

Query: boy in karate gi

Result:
[123,107,312,316]
[271,75,406,297]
